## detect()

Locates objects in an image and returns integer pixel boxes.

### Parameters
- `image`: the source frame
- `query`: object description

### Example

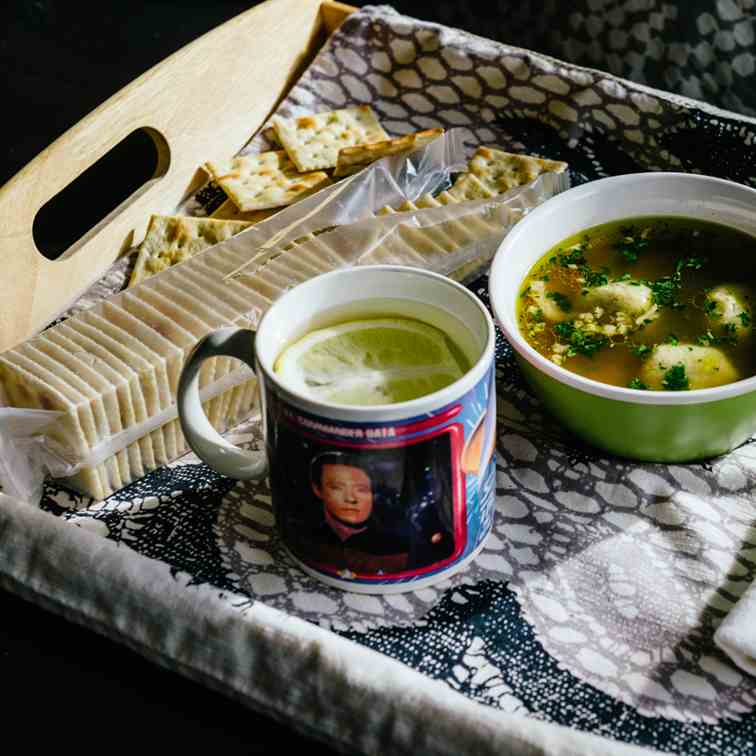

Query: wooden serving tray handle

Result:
[0,0,355,353]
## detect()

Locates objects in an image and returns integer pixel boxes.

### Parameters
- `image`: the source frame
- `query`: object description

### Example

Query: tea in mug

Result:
[273,298,475,405]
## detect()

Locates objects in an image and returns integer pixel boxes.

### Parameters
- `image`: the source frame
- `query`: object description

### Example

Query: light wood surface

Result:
[0,0,356,353]
[321,0,357,32]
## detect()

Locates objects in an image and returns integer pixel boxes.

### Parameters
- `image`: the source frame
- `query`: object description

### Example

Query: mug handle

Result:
[177,327,267,480]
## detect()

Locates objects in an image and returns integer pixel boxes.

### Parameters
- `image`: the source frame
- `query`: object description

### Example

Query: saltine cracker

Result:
[210,199,279,224]
[203,151,330,212]
[271,106,388,172]
[129,215,252,288]
[462,147,568,195]
[333,128,444,178]
[448,173,498,201]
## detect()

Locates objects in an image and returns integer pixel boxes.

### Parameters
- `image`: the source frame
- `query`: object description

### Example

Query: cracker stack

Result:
[0,116,567,499]
[129,106,419,288]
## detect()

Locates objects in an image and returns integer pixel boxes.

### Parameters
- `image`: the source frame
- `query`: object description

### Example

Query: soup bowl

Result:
[488,172,756,462]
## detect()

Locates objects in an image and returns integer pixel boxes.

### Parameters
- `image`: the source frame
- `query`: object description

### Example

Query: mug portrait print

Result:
[274,416,461,580]
[303,451,411,575]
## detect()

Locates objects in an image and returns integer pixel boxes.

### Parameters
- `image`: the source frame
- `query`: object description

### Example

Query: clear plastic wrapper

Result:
[224,171,569,294]
[0,409,70,503]
[207,128,469,267]
[0,130,569,505]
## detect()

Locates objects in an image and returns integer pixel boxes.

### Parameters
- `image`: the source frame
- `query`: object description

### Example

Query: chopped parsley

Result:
[628,377,648,390]
[553,321,574,340]
[703,299,719,316]
[642,254,709,310]
[614,228,650,264]
[662,364,689,391]
[630,343,652,358]
[582,266,610,289]
[739,311,751,328]
[546,291,572,312]
[675,255,707,273]
[664,334,680,346]
[696,329,737,347]
[554,321,609,358]
[558,247,587,268]
[648,275,684,308]
[548,237,612,296]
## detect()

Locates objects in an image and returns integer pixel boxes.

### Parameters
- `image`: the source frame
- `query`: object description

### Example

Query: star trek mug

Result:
[177,266,496,593]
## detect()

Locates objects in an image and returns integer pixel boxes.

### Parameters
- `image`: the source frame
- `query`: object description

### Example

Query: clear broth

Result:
[517,216,756,390]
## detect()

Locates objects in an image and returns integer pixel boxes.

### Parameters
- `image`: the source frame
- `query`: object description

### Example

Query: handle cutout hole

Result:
[33,127,170,261]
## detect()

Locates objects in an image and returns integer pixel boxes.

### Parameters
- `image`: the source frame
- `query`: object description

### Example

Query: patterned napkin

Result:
[5,5,756,755]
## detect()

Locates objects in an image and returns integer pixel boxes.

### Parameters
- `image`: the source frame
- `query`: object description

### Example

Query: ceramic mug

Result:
[177,266,496,593]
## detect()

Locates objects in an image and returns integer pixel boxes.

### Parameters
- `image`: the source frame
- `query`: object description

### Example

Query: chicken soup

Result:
[517,216,756,391]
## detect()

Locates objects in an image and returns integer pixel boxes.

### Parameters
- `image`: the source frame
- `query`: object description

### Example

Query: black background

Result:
[2,0,556,189]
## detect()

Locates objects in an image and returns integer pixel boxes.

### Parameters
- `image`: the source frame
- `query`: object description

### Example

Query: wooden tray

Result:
[0,0,355,354]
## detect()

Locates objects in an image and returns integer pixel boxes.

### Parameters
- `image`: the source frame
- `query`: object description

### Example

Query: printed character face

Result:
[313,463,373,525]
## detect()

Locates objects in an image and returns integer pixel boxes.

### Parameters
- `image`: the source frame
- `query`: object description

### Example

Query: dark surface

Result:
[0,590,342,752]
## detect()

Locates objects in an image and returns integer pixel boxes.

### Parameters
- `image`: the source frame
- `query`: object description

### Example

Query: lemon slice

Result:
[274,318,466,405]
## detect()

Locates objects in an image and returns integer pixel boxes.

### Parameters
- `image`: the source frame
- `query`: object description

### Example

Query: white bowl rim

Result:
[489,172,756,407]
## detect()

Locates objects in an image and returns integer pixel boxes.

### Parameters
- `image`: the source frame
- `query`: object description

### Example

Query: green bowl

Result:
[488,173,756,463]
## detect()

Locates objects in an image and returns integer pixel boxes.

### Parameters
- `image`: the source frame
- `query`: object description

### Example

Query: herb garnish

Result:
[630,343,652,358]
[546,291,572,312]
[648,276,685,309]
[614,227,650,264]
[696,329,737,347]
[664,334,680,346]
[558,247,587,268]
[582,266,610,289]
[644,255,708,310]
[662,364,689,391]
[552,238,612,295]
[675,256,707,273]
[739,311,751,328]
[554,321,609,358]
[628,377,648,390]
